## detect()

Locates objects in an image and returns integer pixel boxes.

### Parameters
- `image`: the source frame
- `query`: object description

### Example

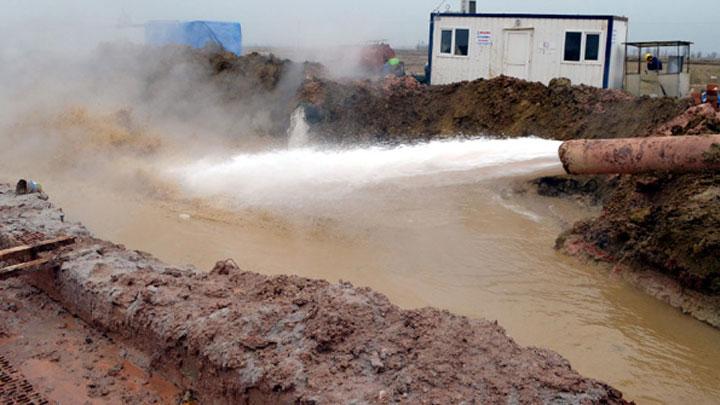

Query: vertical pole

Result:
[657,45,662,96]
[427,13,435,85]
[623,43,628,90]
[677,43,681,95]
[603,17,614,89]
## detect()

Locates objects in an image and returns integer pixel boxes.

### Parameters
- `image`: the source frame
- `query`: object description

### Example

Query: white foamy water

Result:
[170,137,563,208]
[287,108,310,148]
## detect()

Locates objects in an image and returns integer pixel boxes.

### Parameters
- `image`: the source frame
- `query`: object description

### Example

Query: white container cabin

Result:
[428,12,629,89]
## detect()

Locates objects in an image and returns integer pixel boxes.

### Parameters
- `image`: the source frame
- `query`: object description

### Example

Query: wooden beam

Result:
[0,258,51,280]
[0,236,75,262]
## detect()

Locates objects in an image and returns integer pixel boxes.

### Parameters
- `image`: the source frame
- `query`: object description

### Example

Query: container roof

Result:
[625,41,693,47]
[432,13,628,22]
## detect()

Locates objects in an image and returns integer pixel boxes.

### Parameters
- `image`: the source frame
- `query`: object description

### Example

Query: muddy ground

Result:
[0,185,629,404]
[0,277,180,404]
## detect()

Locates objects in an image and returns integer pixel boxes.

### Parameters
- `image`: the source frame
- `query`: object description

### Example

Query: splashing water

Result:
[169,137,563,209]
[287,108,310,148]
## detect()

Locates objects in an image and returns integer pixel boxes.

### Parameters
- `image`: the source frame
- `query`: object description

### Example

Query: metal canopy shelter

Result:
[624,40,693,97]
[625,40,693,47]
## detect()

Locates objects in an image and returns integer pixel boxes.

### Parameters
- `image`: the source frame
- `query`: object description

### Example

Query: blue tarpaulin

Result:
[145,21,242,56]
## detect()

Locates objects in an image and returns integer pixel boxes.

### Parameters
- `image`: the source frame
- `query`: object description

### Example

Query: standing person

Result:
[645,53,663,71]
[645,53,666,96]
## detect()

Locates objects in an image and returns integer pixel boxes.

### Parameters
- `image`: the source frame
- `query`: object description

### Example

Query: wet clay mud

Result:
[0,185,629,403]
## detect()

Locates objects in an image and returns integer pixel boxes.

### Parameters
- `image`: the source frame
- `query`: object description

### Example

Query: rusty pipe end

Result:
[558,141,573,175]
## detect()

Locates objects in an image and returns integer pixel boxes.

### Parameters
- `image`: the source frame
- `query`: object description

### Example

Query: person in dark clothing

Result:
[645,53,663,71]
[644,53,666,95]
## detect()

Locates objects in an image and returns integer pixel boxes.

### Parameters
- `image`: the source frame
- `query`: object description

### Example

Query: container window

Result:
[469,1,477,13]
[455,29,469,56]
[564,32,582,61]
[585,33,600,61]
[440,30,452,54]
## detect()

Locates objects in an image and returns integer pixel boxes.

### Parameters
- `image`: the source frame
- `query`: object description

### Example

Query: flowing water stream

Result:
[5,137,720,404]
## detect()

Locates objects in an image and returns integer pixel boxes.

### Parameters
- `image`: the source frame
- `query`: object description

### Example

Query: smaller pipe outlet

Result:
[15,179,43,195]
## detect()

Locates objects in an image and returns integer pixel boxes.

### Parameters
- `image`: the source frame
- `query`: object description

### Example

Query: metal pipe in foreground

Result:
[559,135,720,175]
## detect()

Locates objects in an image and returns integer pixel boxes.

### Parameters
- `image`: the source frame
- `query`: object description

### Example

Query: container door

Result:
[503,30,533,80]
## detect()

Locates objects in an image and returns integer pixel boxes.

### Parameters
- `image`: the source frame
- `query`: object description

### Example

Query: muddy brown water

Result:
[3,140,720,404]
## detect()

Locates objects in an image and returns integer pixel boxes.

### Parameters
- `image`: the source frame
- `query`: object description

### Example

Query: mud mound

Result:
[37,47,691,144]
[557,173,720,296]
[299,75,687,143]
[0,185,629,404]
[655,103,720,135]
[538,105,720,311]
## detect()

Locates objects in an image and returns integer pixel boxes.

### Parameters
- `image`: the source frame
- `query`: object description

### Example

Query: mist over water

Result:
[170,137,564,209]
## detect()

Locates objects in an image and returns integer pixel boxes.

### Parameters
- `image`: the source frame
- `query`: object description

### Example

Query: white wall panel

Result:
[430,15,627,89]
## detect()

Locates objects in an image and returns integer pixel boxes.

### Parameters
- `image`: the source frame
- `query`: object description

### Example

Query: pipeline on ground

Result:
[559,135,720,175]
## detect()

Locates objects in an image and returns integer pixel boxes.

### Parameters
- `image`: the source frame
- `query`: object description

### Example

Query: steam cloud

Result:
[0,30,309,201]
[0,17,562,218]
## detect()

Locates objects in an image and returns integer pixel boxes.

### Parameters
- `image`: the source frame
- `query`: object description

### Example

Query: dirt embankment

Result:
[529,101,720,326]
[57,48,688,145]
[298,76,688,143]
[67,47,697,146]
[554,171,720,327]
[559,172,720,294]
[0,185,629,404]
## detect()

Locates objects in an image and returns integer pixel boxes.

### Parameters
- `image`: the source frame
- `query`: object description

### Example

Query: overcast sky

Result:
[2,0,719,52]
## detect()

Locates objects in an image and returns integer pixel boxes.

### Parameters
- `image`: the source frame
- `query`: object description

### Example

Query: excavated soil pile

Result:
[557,173,720,294]
[79,48,694,145]
[656,103,720,135]
[540,107,720,326]
[536,135,720,326]
[0,185,629,404]
[79,48,700,145]
[552,168,720,328]
[298,76,687,143]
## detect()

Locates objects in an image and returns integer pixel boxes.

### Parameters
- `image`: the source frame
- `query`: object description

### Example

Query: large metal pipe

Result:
[559,135,720,175]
